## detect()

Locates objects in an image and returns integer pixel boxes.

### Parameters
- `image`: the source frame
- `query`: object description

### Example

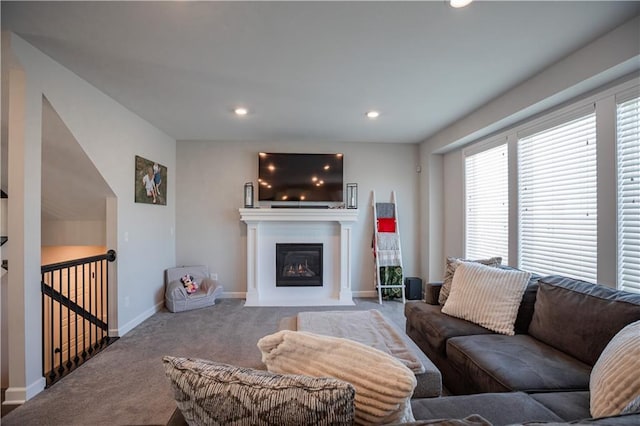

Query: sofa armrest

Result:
[166,280,188,300]
[424,281,443,305]
[199,278,221,295]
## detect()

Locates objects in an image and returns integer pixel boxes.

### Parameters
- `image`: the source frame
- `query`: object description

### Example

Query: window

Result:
[617,95,640,293]
[465,143,509,263]
[518,110,597,281]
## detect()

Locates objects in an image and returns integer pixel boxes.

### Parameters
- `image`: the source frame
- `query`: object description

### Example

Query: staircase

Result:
[41,250,117,387]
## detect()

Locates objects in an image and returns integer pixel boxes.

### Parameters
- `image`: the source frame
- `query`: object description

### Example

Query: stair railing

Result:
[41,249,116,387]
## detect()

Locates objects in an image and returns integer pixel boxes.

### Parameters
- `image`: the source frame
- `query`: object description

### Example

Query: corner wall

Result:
[5,33,176,402]
[175,140,420,297]
[418,16,640,280]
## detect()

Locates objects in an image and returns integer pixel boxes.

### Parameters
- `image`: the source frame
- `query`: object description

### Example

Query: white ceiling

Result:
[3,1,640,145]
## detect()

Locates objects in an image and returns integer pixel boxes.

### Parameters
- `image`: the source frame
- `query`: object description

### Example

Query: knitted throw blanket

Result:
[296,310,425,374]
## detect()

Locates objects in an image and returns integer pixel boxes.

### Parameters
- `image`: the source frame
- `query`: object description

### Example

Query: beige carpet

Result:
[1,298,406,426]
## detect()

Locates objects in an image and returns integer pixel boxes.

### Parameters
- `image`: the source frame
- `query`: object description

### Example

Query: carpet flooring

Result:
[2,298,406,426]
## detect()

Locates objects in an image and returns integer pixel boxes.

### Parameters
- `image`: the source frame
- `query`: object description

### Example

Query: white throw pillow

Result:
[590,320,640,418]
[257,330,417,425]
[438,256,502,305]
[441,261,531,335]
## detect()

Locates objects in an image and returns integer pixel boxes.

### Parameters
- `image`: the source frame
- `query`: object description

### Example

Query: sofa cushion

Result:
[530,391,591,421]
[590,320,640,418]
[405,302,494,357]
[162,356,355,426]
[442,262,531,335]
[446,334,592,393]
[257,330,416,425]
[410,392,563,425]
[528,276,640,366]
[496,265,542,334]
[439,256,502,305]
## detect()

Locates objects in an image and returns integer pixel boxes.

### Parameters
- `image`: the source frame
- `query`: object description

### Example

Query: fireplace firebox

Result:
[276,243,323,287]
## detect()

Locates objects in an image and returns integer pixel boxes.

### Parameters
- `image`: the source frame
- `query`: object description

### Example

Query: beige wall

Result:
[176,140,421,297]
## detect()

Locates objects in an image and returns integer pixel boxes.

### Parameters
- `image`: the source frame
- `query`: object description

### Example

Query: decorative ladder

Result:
[372,191,406,304]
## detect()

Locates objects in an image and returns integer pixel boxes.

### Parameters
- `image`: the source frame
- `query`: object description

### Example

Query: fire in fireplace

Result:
[275,243,323,287]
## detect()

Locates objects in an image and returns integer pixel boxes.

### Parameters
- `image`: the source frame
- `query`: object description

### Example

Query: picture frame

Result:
[135,155,167,205]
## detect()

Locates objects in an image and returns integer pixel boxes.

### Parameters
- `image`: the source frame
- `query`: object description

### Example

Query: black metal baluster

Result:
[57,268,63,379]
[65,266,71,372]
[92,261,97,352]
[82,262,87,361]
[89,262,93,355]
[99,259,104,347]
[105,253,111,345]
[41,250,116,387]
[41,271,45,384]
[74,264,79,367]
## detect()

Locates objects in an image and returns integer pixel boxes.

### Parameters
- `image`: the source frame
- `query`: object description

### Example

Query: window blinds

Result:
[617,95,640,293]
[518,112,597,282]
[465,143,509,264]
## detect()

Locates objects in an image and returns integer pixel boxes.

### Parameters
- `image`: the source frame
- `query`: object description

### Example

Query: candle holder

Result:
[244,182,254,208]
[346,183,358,209]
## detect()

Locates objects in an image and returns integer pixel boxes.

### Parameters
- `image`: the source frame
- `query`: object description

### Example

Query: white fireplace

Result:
[239,208,358,306]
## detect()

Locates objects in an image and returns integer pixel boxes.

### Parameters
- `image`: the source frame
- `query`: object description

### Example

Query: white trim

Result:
[460,78,639,154]
[239,208,359,223]
[517,104,595,140]
[239,208,358,307]
[117,301,164,337]
[463,136,508,158]
[3,377,46,405]
[616,85,640,104]
[353,290,378,298]
[219,292,246,299]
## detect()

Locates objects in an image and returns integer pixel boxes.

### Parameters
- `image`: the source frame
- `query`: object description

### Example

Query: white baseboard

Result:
[221,291,379,300]
[353,290,378,298]
[3,376,46,405]
[117,301,164,337]
[220,292,246,299]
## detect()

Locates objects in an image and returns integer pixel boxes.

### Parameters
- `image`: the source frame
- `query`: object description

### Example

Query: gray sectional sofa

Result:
[404,273,640,424]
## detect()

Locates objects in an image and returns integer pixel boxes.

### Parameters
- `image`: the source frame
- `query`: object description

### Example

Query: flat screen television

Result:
[258,153,344,203]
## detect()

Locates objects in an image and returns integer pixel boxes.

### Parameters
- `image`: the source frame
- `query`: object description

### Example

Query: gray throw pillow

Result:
[163,356,355,426]
[622,395,640,415]
[438,256,502,305]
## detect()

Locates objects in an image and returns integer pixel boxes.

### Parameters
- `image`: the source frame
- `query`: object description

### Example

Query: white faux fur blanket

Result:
[296,309,425,374]
[258,330,417,425]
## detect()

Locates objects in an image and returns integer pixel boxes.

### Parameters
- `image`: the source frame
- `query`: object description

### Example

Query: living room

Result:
[1,1,639,425]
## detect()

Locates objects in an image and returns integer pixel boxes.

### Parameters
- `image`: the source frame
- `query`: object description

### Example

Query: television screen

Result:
[258,153,344,202]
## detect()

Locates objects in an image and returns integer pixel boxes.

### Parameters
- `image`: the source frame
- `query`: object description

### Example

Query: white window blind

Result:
[518,111,597,281]
[465,143,509,263]
[617,95,640,293]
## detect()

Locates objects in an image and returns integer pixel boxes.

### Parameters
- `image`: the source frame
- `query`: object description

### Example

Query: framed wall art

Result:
[135,155,167,205]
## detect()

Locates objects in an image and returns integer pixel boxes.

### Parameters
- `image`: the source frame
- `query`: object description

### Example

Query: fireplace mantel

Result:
[239,208,358,306]
[239,208,359,223]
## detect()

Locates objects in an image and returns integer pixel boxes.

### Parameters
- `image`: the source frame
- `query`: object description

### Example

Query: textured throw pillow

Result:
[590,320,640,418]
[441,261,531,335]
[622,395,640,415]
[163,356,355,426]
[438,256,502,305]
[258,330,417,425]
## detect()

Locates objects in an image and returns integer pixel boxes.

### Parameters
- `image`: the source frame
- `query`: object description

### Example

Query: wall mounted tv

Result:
[258,153,344,203]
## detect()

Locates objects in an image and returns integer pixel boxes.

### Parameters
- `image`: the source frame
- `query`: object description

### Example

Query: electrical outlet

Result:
[211,273,218,280]
[124,296,130,307]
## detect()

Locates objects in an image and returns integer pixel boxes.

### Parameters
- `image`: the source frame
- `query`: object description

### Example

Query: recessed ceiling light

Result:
[450,0,473,8]
[366,111,380,119]
[234,107,248,116]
